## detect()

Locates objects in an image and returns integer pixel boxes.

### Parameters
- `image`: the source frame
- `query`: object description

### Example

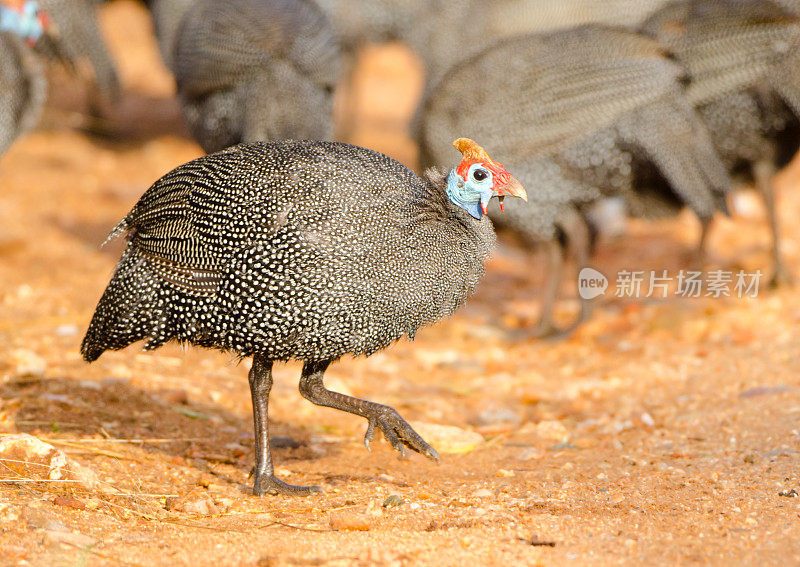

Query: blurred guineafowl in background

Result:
[318,0,675,140]
[173,0,340,153]
[0,1,60,158]
[145,0,195,72]
[317,0,488,89]
[319,0,671,97]
[419,26,730,336]
[777,0,800,13]
[38,0,121,104]
[641,0,800,286]
[487,0,671,37]
[80,138,527,495]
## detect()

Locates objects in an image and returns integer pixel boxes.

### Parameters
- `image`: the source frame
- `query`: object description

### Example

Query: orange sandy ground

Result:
[1,2,799,565]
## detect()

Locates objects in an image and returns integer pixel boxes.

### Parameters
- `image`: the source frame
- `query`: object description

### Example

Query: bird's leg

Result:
[695,216,713,268]
[299,360,439,461]
[753,160,791,287]
[249,354,321,496]
[534,209,596,338]
[534,238,567,338]
[561,209,594,335]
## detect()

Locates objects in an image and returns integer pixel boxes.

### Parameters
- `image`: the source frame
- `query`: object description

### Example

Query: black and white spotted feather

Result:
[641,0,800,179]
[0,33,46,158]
[145,0,196,71]
[38,0,120,100]
[81,140,495,363]
[173,0,341,153]
[419,25,730,244]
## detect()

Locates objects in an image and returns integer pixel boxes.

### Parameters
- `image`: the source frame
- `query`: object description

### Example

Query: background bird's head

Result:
[0,1,55,46]
[446,138,527,220]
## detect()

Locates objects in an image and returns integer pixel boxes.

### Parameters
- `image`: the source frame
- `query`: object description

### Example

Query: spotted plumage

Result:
[81,140,525,495]
[0,32,45,158]
[173,0,340,153]
[641,0,800,285]
[38,0,120,101]
[145,0,196,71]
[0,2,60,159]
[486,0,671,36]
[419,25,731,334]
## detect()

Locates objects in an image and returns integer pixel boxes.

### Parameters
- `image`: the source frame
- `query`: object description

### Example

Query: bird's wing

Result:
[424,27,684,158]
[617,93,731,220]
[119,148,255,295]
[642,0,800,106]
[147,0,196,70]
[771,46,800,116]
[175,0,340,99]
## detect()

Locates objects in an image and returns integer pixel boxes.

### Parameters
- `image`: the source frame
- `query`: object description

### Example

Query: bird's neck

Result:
[446,170,482,220]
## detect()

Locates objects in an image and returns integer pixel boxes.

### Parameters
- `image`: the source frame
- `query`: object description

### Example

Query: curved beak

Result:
[499,176,527,202]
[492,175,526,213]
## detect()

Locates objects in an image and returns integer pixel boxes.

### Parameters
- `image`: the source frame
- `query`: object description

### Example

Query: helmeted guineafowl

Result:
[486,0,671,37]
[0,1,55,158]
[777,0,800,14]
[81,138,527,495]
[38,0,120,103]
[419,25,731,336]
[641,0,800,286]
[173,0,341,153]
[317,0,669,92]
[145,0,196,72]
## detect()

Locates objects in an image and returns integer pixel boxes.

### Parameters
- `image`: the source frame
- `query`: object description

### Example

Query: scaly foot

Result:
[253,473,322,497]
[364,405,439,461]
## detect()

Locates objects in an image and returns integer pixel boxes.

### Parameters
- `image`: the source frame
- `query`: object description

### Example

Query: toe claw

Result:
[253,473,322,497]
[364,406,437,461]
[364,419,376,450]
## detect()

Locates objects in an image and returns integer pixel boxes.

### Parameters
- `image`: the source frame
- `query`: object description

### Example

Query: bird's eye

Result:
[472,169,488,182]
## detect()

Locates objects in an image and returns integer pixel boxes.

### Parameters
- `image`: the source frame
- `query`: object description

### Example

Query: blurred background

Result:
[2,0,800,564]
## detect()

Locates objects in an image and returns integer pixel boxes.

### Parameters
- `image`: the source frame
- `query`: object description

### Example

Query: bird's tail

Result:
[80,246,162,362]
[622,93,732,221]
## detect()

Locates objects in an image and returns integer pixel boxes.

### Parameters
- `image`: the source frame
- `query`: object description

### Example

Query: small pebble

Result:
[516,447,544,461]
[382,494,404,508]
[55,324,79,337]
[409,422,484,454]
[329,510,371,531]
[270,437,302,449]
[162,389,189,405]
[0,434,68,481]
[166,494,219,516]
[53,497,85,511]
[531,420,569,442]
[11,349,46,377]
[473,407,520,426]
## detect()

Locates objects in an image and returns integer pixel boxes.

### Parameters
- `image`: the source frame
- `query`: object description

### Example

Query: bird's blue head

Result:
[446,138,527,220]
[0,1,51,46]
